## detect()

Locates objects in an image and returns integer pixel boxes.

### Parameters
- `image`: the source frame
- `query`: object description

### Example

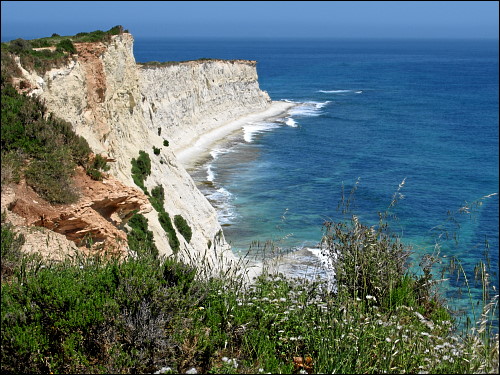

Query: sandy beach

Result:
[174,100,296,169]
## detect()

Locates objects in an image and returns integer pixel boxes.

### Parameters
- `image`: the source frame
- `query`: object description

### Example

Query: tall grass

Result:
[1,183,498,373]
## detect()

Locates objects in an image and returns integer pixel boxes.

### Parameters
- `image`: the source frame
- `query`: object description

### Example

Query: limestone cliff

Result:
[139,59,271,153]
[12,33,272,269]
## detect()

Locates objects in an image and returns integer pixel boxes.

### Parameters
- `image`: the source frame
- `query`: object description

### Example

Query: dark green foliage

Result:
[86,154,111,181]
[158,212,180,253]
[8,38,32,54]
[127,213,158,258]
[163,139,169,147]
[1,211,25,280]
[162,257,196,292]
[153,146,161,155]
[149,185,165,212]
[131,150,151,193]
[56,39,76,54]
[107,25,124,35]
[1,80,92,203]
[0,246,204,374]
[25,148,79,204]
[174,215,192,243]
[322,215,409,304]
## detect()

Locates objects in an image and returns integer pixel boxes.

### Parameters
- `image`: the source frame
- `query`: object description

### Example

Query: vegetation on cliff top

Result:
[1,25,128,75]
[138,58,257,69]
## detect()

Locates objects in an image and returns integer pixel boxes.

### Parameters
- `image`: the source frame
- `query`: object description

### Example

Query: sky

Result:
[1,1,499,41]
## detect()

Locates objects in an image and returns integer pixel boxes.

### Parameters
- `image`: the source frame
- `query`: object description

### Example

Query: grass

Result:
[1,197,498,374]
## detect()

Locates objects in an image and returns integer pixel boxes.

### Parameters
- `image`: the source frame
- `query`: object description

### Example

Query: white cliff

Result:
[14,32,274,271]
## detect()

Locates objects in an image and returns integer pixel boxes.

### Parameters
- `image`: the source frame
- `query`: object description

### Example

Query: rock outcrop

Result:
[3,167,151,259]
[9,32,272,270]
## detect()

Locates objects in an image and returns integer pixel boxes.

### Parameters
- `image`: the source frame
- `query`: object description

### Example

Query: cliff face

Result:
[139,60,271,153]
[13,33,272,267]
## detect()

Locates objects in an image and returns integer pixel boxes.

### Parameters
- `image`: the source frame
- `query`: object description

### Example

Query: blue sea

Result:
[133,38,499,329]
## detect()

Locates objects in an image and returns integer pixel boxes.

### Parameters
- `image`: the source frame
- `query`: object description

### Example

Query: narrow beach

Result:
[174,100,296,169]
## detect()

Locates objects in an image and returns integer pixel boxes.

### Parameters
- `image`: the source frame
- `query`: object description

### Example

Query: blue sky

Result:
[1,1,498,41]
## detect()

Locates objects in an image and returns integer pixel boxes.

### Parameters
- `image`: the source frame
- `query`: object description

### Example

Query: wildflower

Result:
[386,337,392,343]
[366,295,377,302]
[198,306,204,310]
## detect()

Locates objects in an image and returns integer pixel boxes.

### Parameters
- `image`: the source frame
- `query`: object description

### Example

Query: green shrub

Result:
[1,211,25,280]
[127,213,158,258]
[158,212,180,253]
[86,154,110,181]
[1,81,94,203]
[131,150,151,193]
[174,215,192,243]
[25,148,78,204]
[149,185,165,212]
[153,146,161,156]
[322,215,410,303]
[8,38,32,54]
[163,139,169,147]
[56,39,76,54]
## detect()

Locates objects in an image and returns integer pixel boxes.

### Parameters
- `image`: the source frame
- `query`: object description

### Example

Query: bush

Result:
[322,215,409,303]
[149,185,165,212]
[56,39,76,54]
[131,151,151,193]
[153,146,161,156]
[158,212,180,253]
[86,154,110,181]
[25,148,79,204]
[163,139,169,147]
[174,215,192,243]
[1,211,25,280]
[127,213,158,258]
[8,38,32,54]
[1,81,93,203]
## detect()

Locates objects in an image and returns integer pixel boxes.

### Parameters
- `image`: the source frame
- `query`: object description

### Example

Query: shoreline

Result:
[174,100,296,169]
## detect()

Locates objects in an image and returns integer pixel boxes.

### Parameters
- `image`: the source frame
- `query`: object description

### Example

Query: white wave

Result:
[313,101,331,109]
[206,164,215,182]
[318,89,352,93]
[243,122,280,143]
[206,187,237,224]
[355,90,363,94]
[306,247,337,292]
[210,148,225,160]
[288,101,330,117]
[306,247,336,271]
[285,117,298,127]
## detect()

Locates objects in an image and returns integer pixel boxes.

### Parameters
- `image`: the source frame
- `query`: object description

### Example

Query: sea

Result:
[133,38,499,330]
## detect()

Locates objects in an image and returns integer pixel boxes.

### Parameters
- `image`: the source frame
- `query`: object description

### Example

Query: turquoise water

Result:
[134,38,499,329]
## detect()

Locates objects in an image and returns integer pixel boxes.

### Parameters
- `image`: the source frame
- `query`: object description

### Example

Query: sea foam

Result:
[243,121,280,143]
